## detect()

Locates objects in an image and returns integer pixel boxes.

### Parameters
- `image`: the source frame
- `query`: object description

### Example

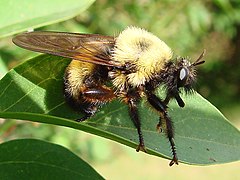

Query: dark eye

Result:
[178,67,189,86]
[179,68,188,80]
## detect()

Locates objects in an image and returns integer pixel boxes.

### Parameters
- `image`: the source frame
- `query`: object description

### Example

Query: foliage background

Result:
[0,0,239,179]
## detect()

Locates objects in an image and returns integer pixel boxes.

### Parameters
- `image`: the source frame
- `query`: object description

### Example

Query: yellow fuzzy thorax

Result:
[112,27,173,88]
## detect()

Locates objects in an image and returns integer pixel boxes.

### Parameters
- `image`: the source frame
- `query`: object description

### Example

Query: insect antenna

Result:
[192,49,206,66]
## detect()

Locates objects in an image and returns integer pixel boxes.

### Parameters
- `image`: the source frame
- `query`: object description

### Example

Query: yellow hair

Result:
[113,26,173,88]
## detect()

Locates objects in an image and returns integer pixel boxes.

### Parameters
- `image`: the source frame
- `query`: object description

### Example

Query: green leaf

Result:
[0,139,104,179]
[0,55,239,165]
[0,55,8,79]
[0,0,95,38]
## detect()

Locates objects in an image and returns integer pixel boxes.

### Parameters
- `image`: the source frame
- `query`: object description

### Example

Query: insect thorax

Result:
[112,27,173,89]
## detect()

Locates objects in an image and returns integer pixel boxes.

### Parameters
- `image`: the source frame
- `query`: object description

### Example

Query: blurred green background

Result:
[0,0,239,179]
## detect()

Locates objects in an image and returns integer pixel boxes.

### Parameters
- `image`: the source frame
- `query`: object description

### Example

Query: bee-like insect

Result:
[12,27,205,166]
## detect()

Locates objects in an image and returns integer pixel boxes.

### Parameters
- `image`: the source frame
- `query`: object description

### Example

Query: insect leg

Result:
[75,85,116,122]
[164,90,185,107]
[147,93,178,166]
[76,111,93,122]
[124,91,146,152]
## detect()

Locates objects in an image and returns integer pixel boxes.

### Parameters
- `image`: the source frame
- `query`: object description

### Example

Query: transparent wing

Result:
[12,31,118,67]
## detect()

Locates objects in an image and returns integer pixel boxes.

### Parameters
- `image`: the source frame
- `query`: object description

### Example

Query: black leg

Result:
[164,90,185,108]
[156,117,164,133]
[75,112,93,122]
[162,111,178,166]
[128,97,146,152]
[147,93,178,166]
[75,101,99,122]
[174,93,185,108]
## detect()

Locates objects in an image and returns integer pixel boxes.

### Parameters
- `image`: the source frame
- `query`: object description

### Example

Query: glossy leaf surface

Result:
[0,0,95,37]
[0,139,103,179]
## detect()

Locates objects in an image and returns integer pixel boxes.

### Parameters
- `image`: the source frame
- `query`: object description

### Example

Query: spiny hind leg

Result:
[75,103,98,122]
[72,85,116,122]
[77,85,116,122]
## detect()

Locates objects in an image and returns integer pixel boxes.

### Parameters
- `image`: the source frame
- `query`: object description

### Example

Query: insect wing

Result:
[12,31,116,66]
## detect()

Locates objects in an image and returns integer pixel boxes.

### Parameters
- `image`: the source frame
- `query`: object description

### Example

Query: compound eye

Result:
[179,67,188,82]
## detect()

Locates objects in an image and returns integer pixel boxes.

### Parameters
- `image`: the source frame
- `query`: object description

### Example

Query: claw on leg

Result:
[169,137,178,166]
[136,143,147,153]
[169,155,179,166]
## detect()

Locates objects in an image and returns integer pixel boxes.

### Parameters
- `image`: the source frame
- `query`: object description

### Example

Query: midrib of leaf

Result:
[177,134,239,148]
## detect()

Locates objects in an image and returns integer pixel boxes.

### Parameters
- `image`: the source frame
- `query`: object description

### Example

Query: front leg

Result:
[147,93,178,166]
[164,89,185,107]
